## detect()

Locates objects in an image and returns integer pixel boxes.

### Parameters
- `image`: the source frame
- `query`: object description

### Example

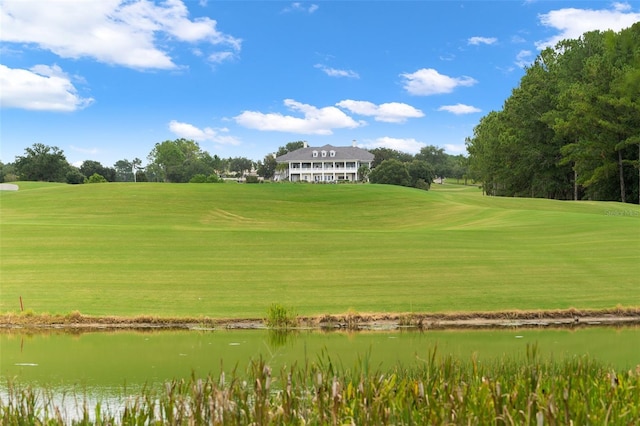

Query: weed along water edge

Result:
[1,327,640,423]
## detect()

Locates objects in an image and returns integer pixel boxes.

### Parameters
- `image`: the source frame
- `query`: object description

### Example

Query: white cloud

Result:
[0,64,94,112]
[360,137,426,154]
[536,3,640,49]
[336,100,424,123]
[0,0,241,70]
[515,50,534,68]
[401,68,477,96]
[314,64,359,79]
[208,51,235,64]
[282,3,319,13]
[169,120,240,145]
[468,36,497,45]
[234,99,364,135]
[443,144,466,155]
[438,104,481,115]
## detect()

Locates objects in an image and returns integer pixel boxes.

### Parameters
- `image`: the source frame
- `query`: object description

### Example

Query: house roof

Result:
[275,144,374,162]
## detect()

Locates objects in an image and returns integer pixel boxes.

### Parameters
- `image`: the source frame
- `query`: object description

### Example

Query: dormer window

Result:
[330,150,336,157]
[321,150,327,157]
[312,150,318,157]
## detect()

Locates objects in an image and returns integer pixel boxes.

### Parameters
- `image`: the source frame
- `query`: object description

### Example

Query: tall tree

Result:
[15,143,70,182]
[467,24,640,203]
[369,159,411,187]
[276,141,306,157]
[369,148,413,168]
[147,139,209,183]
[257,154,277,179]
[80,160,116,182]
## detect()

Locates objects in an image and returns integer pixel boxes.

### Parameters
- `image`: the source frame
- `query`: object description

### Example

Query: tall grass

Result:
[2,347,639,425]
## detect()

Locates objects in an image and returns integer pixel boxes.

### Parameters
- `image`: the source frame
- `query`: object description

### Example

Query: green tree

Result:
[257,154,277,179]
[415,146,449,178]
[228,157,254,176]
[80,160,116,182]
[65,168,85,184]
[147,139,208,183]
[467,24,639,203]
[15,143,70,182]
[114,159,134,182]
[2,162,18,182]
[357,164,371,182]
[369,159,411,187]
[407,160,434,189]
[86,173,107,183]
[369,147,413,168]
[276,141,306,157]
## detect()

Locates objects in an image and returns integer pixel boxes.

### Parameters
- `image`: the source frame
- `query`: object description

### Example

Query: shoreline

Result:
[2,307,639,331]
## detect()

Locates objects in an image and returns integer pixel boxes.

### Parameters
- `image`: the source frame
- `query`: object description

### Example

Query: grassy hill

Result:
[1,182,638,318]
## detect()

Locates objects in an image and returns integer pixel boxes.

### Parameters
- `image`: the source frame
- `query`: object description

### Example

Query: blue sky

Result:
[1,1,639,168]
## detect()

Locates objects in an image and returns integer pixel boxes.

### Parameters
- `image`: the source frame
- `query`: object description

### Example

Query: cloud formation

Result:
[235,99,364,135]
[314,64,359,79]
[438,104,481,115]
[282,3,319,13]
[535,2,640,49]
[401,68,477,96]
[515,50,534,68]
[0,64,94,111]
[0,0,241,70]
[468,36,497,45]
[336,100,424,123]
[360,137,426,154]
[169,120,240,145]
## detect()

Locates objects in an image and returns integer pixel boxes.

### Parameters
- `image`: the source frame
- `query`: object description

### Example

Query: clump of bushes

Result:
[265,303,298,329]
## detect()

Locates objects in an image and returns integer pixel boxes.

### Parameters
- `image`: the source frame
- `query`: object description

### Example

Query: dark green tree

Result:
[369,148,413,168]
[65,168,85,184]
[228,157,254,176]
[15,143,70,182]
[407,160,434,190]
[276,141,306,157]
[415,146,450,178]
[257,154,277,179]
[80,160,115,182]
[369,159,411,187]
[147,139,211,183]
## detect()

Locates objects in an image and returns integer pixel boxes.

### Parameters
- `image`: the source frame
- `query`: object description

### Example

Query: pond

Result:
[2,325,639,395]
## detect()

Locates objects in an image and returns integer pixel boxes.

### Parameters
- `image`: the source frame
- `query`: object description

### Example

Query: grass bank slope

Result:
[1,182,638,318]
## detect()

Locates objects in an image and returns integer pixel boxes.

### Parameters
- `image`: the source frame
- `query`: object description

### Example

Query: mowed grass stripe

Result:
[1,182,638,318]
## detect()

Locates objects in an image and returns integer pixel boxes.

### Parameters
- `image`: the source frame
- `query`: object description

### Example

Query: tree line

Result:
[466,23,640,204]
[0,141,259,184]
[2,139,468,191]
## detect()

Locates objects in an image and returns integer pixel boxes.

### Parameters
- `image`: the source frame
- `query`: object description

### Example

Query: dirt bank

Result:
[1,307,639,331]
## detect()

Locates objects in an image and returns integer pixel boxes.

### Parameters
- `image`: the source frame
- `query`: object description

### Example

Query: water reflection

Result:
[2,326,639,394]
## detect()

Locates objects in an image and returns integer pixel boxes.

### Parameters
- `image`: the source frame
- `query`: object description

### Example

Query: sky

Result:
[1,1,639,168]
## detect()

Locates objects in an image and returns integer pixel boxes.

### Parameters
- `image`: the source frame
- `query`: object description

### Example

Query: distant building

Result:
[275,141,374,182]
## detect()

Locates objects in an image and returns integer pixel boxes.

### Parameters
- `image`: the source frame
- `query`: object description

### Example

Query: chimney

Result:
[352,139,357,147]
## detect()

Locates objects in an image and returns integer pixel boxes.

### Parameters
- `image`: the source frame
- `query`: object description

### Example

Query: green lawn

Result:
[1,182,638,318]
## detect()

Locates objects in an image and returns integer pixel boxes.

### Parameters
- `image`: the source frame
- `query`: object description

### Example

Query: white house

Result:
[275,142,374,182]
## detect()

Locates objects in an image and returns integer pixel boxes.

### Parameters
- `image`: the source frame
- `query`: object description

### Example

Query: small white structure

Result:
[275,142,374,183]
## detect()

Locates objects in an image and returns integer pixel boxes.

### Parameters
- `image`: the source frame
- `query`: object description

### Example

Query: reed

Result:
[2,346,639,425]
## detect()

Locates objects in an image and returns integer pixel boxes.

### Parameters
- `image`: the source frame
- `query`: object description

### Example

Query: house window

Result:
[330,150,335,157]
[313,151,318,157]
[321,150,327,157]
